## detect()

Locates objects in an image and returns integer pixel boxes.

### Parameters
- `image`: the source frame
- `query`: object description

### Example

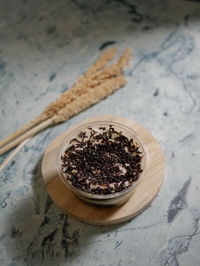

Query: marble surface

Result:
[0,0,200,265]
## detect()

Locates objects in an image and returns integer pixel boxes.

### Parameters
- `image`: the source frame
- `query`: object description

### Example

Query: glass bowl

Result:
[57,121,149,206]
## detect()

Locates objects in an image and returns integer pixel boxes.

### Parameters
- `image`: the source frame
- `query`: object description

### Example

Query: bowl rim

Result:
[57,120,149,200]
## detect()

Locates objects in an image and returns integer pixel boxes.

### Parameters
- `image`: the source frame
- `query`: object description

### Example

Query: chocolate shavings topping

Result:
[61,125,143,195]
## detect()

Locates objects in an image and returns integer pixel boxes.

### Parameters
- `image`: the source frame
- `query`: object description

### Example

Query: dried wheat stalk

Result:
[39,47,131,119]
[0,48,132,157]
[0,48,118,148]
[0,75,127,156]
[52,75,126,123]
[37,47,118,120]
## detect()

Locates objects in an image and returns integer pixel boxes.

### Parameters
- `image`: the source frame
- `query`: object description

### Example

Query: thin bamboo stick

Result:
[0,139,30,172]
[0,119,52,157]
[0,117,44,148]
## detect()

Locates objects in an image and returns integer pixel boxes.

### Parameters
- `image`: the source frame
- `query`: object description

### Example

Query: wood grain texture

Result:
[41,115,165,225]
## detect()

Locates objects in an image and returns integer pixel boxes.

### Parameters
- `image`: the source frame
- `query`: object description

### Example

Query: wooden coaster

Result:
[41,115,165,225]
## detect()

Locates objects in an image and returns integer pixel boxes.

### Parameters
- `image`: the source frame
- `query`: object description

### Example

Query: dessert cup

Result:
[58,121,149,206]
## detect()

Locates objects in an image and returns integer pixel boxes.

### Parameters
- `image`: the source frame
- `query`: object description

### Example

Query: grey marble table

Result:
[0,0,200,265]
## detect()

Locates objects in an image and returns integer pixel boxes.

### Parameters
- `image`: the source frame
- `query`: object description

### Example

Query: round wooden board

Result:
[41,115,165,225]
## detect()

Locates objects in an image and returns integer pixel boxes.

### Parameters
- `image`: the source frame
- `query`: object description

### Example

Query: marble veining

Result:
[167,177,191,223]
[0,0,200,265]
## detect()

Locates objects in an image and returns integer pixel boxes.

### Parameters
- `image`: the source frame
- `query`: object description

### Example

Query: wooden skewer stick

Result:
[0,119,52,157]
[0,75,127,157]
[0,139,30,172]
[0,48,118,149]
[0,117,44,149]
